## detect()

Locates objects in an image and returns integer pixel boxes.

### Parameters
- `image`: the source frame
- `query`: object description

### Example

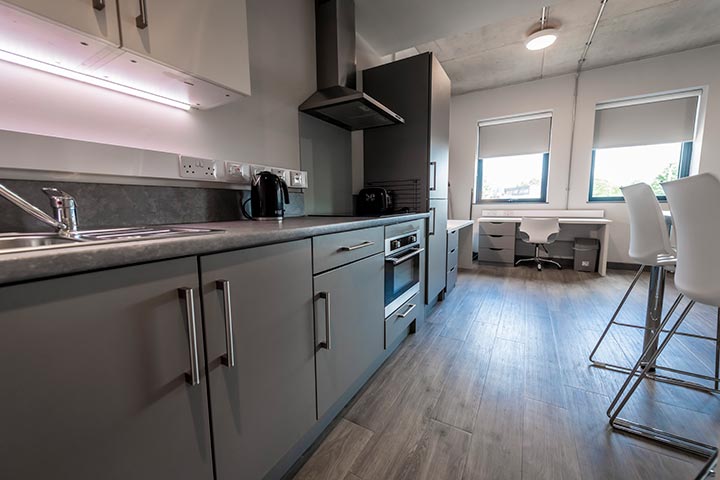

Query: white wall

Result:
[0,0,315,176]
[449,44,720,264]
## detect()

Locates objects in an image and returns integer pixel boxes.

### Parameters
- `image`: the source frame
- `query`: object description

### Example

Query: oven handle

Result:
[386,247,424,266]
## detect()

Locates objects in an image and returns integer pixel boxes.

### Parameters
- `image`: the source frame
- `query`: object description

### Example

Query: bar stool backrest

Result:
[621,183,675,265]
[663,173,720,307]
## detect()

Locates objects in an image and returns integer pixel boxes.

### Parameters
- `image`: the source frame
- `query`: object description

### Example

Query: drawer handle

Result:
[451,230,457,234]
[397,303,416,319]
[318,291,331,350]
[450,248,456,253]
[179,288,201,386]
[489,234,503,238]
[339,240,375,252]
[489,247,503,251]
[216,280,236,368]
[450,267,455,272]
[92,0,105,11]
[491,222,503,225]
[136,0,148,29]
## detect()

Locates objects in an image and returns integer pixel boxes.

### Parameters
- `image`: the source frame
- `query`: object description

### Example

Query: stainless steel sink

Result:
[0,227,222,254]
[0,234,82,252]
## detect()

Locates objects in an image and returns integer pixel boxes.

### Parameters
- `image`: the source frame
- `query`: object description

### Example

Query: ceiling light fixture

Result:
[525,6,558,51]
[0,48,193,111]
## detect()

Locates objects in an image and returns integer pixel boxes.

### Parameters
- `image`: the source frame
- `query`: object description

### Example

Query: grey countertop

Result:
[0,214,429,285]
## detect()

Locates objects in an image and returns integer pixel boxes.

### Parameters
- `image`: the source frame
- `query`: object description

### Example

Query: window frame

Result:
[475,152,550,204]
[587,141,694,203]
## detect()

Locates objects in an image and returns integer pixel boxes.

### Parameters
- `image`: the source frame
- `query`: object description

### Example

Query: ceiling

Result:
[357,0,720,95]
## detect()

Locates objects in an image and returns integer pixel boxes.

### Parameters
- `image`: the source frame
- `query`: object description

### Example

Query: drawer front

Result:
[446,264,458,294]
[477,221,516,236]
[447,248,458,272]
[313,227,384,273]
[477,247,515,264]
[447,229,459,252]
[385,219,424,239]
[385,293,419,349]
[477,234,515,249]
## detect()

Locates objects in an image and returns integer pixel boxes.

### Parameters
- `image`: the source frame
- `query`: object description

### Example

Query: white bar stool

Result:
[607,174,720,458]
[589,183,718,389]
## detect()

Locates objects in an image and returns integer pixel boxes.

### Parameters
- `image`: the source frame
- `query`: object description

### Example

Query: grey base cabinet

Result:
[314,252,385,418]
[0,258,213,480]
[427,198,448,304]
[200,240,316,480]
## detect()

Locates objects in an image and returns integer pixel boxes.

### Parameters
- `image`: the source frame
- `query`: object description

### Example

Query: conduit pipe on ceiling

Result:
[565,0,608,209]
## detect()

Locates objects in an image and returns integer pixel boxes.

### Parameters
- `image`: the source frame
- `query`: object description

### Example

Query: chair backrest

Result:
[662,173,720,306]
[518,217,560,245]
[621,183,675,265]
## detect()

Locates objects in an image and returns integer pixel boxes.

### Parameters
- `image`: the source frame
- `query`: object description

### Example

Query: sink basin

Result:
[0,234,82,253]
[0,227,222,254]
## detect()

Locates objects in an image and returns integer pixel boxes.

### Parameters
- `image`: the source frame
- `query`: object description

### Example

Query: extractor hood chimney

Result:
[299,0,404,131]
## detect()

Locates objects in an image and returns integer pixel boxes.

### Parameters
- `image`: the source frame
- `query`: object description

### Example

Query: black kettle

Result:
[243,171,290,221]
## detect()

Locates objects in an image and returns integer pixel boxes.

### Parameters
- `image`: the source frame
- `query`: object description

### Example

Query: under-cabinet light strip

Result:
[0,48,192,111]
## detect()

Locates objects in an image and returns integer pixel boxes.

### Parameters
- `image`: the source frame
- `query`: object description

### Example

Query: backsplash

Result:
[0,179,304,232]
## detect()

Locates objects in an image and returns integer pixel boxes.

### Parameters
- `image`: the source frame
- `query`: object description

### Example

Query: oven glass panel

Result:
[385,251,420,307]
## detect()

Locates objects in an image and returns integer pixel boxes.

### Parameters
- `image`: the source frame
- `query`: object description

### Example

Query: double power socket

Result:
[179,156,308,188]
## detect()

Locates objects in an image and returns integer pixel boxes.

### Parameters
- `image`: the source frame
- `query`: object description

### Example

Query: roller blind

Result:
[593,94,699,149]
[478,115,552,158]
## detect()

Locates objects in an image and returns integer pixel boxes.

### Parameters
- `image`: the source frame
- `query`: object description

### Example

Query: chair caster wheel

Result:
[537,264,542,271]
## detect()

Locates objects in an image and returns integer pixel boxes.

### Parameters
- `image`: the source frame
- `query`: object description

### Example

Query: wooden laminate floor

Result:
[293,266,720,480]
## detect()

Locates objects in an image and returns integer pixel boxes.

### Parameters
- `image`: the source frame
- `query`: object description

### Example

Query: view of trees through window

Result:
[590,143,685,199]
[477,152,547,202]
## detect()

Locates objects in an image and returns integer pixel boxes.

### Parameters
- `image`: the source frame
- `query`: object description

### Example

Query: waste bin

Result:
[573,238,599,272]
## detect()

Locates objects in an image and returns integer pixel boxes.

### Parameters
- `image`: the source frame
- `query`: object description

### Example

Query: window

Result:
[589,92,700,202]
[475,113,552,203]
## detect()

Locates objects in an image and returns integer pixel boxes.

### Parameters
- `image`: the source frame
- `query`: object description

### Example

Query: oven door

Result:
[385,246,423,317]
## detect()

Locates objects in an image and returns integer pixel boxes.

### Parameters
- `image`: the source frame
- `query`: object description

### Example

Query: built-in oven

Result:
[384,229,424,318]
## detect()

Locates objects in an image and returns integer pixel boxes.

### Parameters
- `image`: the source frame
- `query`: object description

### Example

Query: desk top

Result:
[478,217,612,225]
[447,219,474,231]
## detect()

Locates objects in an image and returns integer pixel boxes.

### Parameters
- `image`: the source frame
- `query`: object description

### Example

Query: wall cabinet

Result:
[0,258,213,480]
[200,240,316,480]
[117,0,250,95]
[314,252,385,418]
[4,0,121,45]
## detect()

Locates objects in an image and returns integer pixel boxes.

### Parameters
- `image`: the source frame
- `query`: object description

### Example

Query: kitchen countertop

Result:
[0,214,429,286]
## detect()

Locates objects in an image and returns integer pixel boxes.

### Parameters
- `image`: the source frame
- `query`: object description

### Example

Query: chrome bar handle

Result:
[180,288,201,386]
[386,247,424,266]
[92,0,105,10]
[397,303,416,319]
[136,0,148,29]
[429,207,436,236]
[318,292,331,350]
[429,161,437,191]
[216,280,236,368]
[339,241,375,252]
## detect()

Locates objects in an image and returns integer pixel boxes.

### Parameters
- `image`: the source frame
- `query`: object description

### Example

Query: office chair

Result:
[607,174,720,458]
[515,217,561,271]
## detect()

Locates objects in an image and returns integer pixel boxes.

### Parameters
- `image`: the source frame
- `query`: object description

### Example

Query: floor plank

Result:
[393,419,471,480]
[293,419,373,480]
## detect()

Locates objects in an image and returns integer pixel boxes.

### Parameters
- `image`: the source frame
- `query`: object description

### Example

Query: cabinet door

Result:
[0,258,213,480]
[427,198,448,303]
[201,240,316,480]
[314,252,385,418]
[429,54,450,199]
[5,0,120,45]
[117,0,250,95]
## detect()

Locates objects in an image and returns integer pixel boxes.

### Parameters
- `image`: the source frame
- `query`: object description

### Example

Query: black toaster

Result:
[356,187,393,216]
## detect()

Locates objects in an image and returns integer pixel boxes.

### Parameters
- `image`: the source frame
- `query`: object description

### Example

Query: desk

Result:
[447,220,474,269]
[477,217,613,276]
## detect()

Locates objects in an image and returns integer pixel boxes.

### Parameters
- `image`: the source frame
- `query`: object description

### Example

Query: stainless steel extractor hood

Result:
[299,0,404,131]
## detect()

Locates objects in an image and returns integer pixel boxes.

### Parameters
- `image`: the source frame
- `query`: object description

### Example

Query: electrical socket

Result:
[289,170,308,188]
[180,156,217,180]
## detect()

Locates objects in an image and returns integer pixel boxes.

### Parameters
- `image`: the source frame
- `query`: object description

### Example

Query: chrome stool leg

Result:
[695,451,717,480]
[589,265,645,368]
[607,298,718,458]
